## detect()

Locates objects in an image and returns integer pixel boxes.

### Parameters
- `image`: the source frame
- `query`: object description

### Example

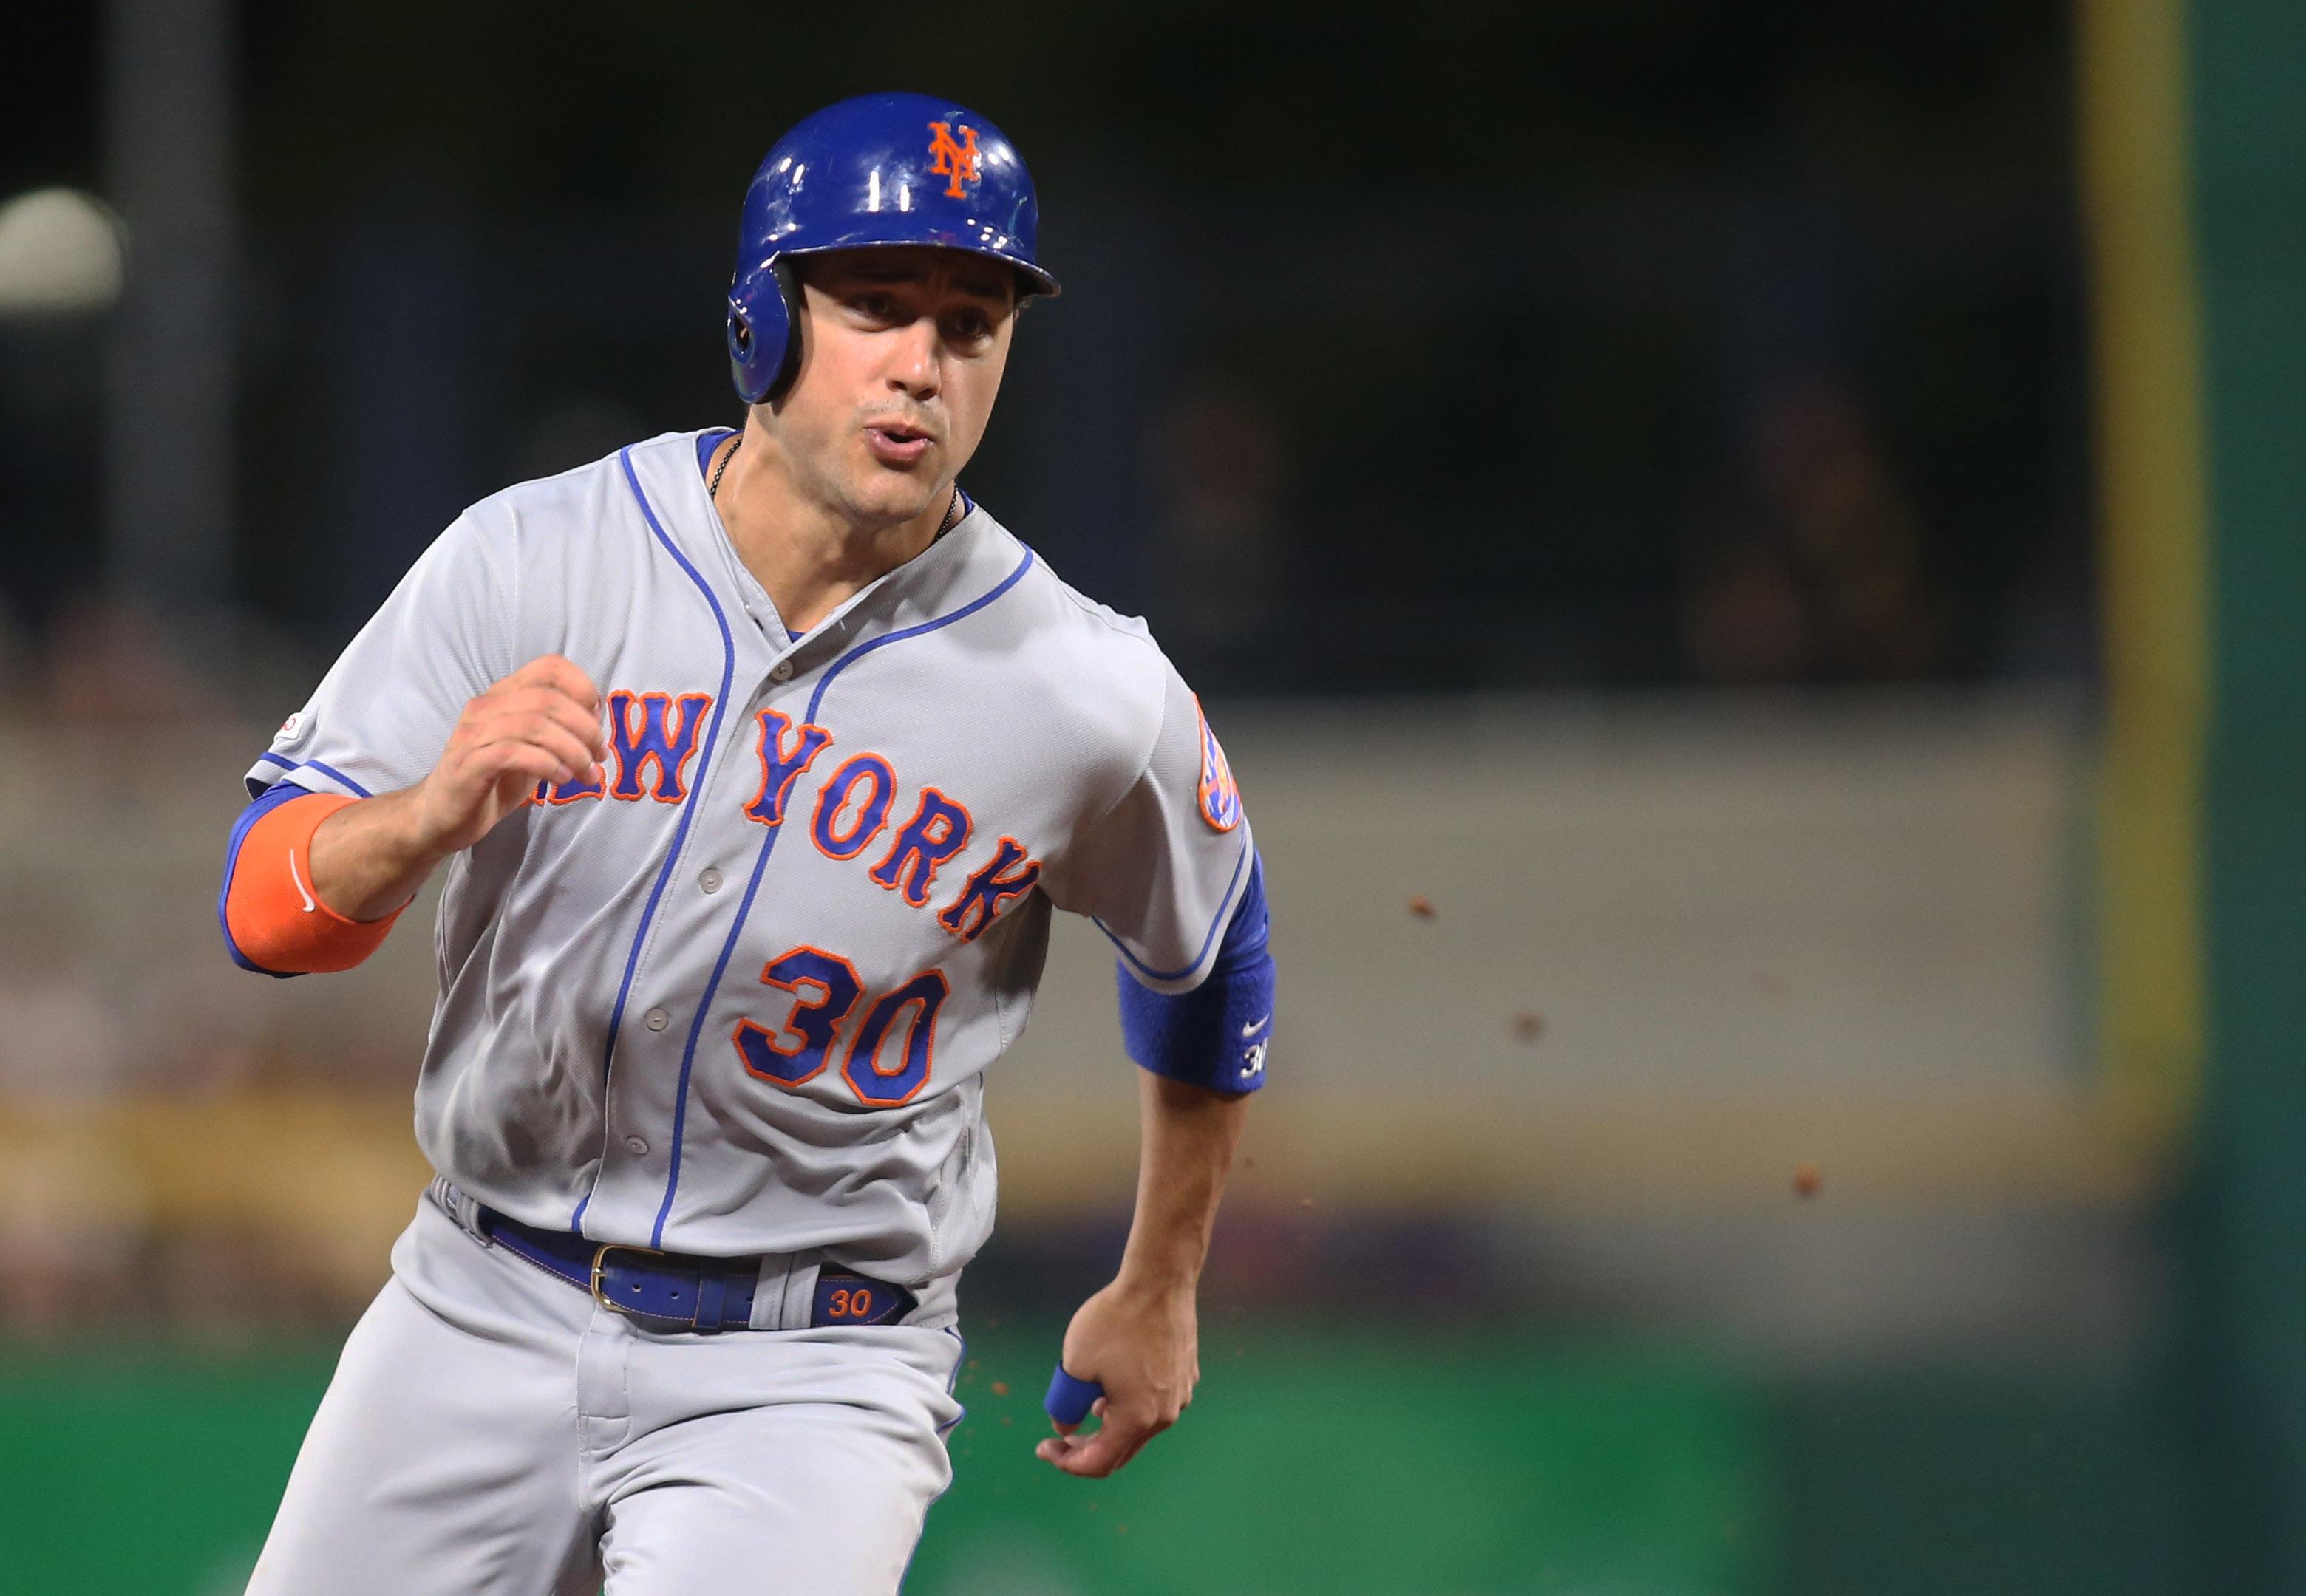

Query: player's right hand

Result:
[408,655,609,857]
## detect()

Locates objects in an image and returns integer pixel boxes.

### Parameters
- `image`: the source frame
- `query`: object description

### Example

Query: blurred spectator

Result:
[0,888,148,1329]
[1145,378,1291,681]
[49,592,229,726]
[1684,375,1946,684]
[0,889,128,1099]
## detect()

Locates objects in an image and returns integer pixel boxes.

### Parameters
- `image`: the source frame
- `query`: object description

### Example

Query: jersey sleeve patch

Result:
[1194,698,1244,833]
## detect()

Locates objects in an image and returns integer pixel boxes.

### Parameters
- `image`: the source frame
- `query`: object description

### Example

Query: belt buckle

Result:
[591,1242,668,1317]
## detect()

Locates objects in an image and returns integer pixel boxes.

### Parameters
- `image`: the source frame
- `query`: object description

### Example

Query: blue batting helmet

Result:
[726,92,1061,406]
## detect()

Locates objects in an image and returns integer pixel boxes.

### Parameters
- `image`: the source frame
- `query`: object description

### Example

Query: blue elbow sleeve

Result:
[1116,851,1274,1093]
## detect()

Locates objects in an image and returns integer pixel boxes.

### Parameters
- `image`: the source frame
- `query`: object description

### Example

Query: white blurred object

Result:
[0,187,126,317]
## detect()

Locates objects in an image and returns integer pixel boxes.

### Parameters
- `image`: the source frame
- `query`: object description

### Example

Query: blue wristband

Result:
[1115,850,1275,1094]
[1044,1364,1105,1425]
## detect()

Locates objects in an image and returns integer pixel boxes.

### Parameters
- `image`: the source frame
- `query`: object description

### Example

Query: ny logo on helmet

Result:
[927,121,980,200]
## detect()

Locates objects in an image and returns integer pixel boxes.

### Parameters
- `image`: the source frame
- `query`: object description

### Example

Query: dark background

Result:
[3,0,2087,695]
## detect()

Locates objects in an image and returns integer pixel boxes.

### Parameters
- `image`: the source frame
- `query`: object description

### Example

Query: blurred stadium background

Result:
[2,1,2300,1591]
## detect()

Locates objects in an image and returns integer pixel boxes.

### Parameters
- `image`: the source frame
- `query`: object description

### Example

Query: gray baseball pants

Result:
[244,1190,965,1595]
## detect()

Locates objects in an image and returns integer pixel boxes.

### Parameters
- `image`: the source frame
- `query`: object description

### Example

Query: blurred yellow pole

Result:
[2075,0,2210,1145]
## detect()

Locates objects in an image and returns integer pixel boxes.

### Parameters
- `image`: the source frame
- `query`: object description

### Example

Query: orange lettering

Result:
[927,122,981,200]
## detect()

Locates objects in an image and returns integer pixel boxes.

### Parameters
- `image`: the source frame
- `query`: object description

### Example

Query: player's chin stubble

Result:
[783,431,933,533]
[846,446,945,527]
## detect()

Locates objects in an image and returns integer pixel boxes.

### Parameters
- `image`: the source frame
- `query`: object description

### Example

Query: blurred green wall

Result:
[2188,0,2306,1589]
[1,1331,1768,1596]
[2,1332,2208,1596]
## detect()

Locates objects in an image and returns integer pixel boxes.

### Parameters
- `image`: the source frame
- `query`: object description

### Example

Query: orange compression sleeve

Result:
[223,792,404,974]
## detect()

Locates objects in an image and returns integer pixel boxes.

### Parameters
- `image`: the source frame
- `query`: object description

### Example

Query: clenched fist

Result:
[409,655,611,857]
[307,655,609,921]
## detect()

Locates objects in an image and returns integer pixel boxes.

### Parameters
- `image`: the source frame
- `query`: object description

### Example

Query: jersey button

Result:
[769,659,795,683]
[699,867,724,894]
[625,1136,650,1156]
[644,1008,670,1031]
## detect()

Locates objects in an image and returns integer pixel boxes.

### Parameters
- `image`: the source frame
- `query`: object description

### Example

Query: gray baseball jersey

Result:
[248,429,1256,1292]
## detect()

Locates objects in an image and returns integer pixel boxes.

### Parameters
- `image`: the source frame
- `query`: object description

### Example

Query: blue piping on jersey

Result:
[646,542,1037,1249]
[248,751,374,800]
[577,446,741,1236]
[802,546,1033,722]
[302,758,371,797]
[1096,832,1254,986]
[695,427,737,477]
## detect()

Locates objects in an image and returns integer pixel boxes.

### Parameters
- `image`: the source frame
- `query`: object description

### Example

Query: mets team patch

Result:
[1195,698,1243,833]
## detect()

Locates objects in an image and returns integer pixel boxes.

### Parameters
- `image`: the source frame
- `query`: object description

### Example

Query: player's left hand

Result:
[1035,1278,1199,1478]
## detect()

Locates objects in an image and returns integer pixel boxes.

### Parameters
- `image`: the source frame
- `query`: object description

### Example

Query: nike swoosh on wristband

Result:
[288,850,317,913]
[1240,1013,1271,1040]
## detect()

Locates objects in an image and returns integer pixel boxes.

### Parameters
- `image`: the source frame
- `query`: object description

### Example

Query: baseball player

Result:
[217,92,1274,1593]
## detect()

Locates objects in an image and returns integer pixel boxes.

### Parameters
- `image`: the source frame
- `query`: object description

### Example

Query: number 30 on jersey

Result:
[732,945,950,1108]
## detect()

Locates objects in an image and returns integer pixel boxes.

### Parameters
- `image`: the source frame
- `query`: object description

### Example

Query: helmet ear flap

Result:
[762,259,804,403]
[727,259,806,406]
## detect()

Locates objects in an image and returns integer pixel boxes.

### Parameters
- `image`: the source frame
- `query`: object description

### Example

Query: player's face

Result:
[775,248,1018,528]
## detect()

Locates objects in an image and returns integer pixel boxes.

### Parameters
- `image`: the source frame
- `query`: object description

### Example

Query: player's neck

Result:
[709,428,951,634]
